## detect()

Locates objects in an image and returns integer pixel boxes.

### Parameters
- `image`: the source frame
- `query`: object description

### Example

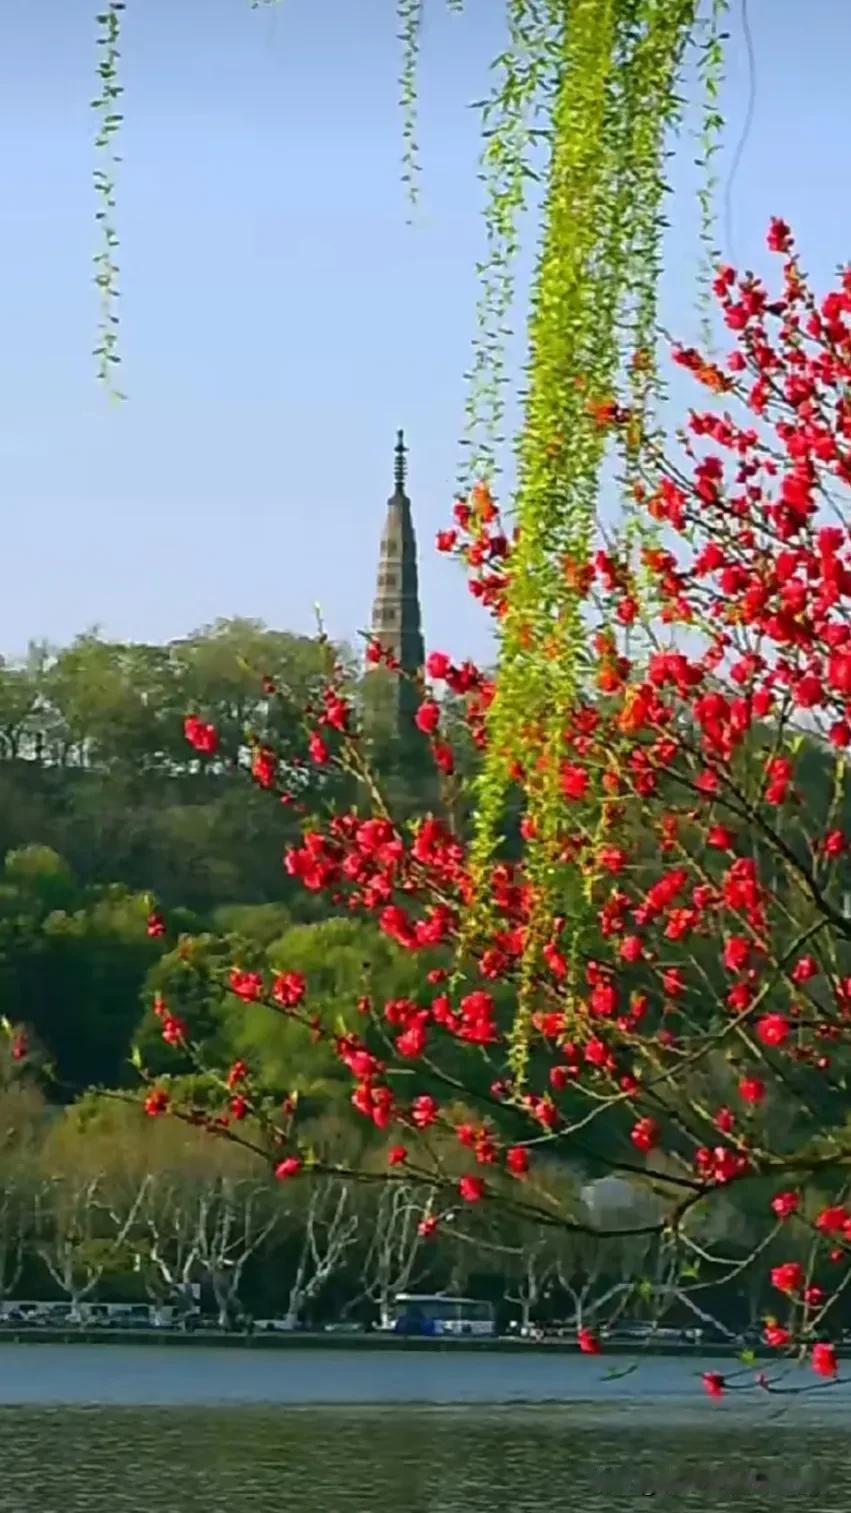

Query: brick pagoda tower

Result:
[366,429,425,734]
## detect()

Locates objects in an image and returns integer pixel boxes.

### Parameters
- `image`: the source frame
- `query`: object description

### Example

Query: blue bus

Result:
[389,1293,496,1337]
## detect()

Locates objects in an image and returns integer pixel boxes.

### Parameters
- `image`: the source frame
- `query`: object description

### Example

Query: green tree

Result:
[0,851,166,1093]
[0,657,39,761]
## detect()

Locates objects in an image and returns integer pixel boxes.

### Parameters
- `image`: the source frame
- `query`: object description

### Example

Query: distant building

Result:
[365,430,425,736]
[580,1176,661,1224]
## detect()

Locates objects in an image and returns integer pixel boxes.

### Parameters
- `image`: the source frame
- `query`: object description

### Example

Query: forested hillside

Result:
[0,617,445,1094]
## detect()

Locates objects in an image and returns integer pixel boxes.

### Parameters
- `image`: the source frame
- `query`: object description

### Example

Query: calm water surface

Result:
[1,1345,848,1512]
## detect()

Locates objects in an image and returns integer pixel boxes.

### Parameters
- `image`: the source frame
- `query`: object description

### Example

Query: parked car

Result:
[1,1305,38,1327]
[43,1304,74,1326]
[80,1304,112,1328]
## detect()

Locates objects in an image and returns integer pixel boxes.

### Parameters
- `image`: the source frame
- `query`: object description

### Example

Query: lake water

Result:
[1,1344,848,1511]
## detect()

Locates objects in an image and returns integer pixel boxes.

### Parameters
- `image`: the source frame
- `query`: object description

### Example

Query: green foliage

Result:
[272,916,427,1008]
[0,658,39,760]
[0,620,344,912]
[466,0,705,1081]
[138,932,262,1076]
[232,917,436,1093]
[0,617,475,1100]
[0,849,165,1093]
[2,1074,819,1331]
[136,915,440,1094]
[3,846,77,913]
[463,0,561,485]
[695,0,729,348]
[211,902,293,946]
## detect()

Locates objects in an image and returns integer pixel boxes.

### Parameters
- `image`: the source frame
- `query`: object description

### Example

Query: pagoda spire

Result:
[394,428,407,494]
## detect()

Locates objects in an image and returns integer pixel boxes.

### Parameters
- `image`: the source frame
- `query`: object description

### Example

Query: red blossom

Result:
[229,969,264,1002]
[561,764,590,800]
[411,1095,438,1129]
[771,1261,804,1294]
[426,651,452,680]
[791,956,818,984]
[694,1145,749,1185]
[630,1117,659,1153]
[505,1146,530,1177]
[738,1076,765,1105]
[184,714,218,755]
[577,1327,601,1355]
[415,700,441,735]
[151,227,851,1377]
[251,747,277,788]
[458,1175,485,1203]
[811,1342,838,1378]
[815,1205,849,1234]
[274,1156,302,1180]
[322,690,349,732]
[433,741,455,775]
[722,936,751,973]
[272,972,307,1009]
[756,1014,790,1048]
[767,217,793,254]
[160,1014,186,1046]
[308,730,329,765]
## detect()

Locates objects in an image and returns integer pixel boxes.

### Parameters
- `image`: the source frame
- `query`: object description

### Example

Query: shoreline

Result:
[0,1326,744,1357]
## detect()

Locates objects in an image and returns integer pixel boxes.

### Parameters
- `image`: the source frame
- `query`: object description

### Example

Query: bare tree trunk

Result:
[284,1182,358,1329]
[358,1185,431,1327]
[194,1178,279,1328]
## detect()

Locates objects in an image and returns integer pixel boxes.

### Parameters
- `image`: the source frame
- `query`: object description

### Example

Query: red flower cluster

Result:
[184,714,218,755]
[167,221,851,1393]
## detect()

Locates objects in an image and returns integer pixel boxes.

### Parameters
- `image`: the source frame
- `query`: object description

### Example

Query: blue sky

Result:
[1,0,849,664]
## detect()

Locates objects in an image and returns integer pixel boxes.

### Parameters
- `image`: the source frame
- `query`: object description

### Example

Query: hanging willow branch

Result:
[461,0,706,1083]
[87,0,723,450]
[398,0,424,215]
[397,0,469,218]
[92,1,125,396]
[695,0,729,349]
[461,0,561,488]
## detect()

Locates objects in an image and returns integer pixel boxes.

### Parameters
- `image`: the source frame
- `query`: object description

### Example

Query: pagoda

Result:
[366,430,425,733]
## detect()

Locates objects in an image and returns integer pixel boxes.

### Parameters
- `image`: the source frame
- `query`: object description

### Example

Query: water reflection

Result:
[4,1342,851,1411]
[1,1347,847,1512]
[3,1405,843,1513]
